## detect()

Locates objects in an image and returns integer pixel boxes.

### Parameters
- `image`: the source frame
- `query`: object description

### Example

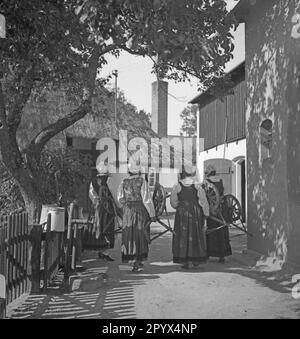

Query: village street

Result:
[6,220,300,319]
[2,0,300,325]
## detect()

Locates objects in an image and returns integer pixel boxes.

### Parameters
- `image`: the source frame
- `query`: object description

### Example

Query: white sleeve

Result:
[89,182,98,205]
[196,184,210,217]
[170,184,181,209]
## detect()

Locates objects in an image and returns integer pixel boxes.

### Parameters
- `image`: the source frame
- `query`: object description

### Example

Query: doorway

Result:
[233,157,246,222]
[240,159,246,222]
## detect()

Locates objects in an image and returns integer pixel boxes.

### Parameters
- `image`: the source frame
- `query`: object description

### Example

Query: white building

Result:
[190,62,246,220]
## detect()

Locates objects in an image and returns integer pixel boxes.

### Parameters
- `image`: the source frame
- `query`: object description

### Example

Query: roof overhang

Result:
[233,0,251,23]
[189,61,245,106]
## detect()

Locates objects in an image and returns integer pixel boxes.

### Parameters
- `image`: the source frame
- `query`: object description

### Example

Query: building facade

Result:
[236,0,300,266]
[190,63,246,219]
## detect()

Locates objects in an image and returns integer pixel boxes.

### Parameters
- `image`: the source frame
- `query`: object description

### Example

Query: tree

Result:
[0,148,93,214]
[180,105,198,137]
[0,0,236,222]
[138,109,151,129]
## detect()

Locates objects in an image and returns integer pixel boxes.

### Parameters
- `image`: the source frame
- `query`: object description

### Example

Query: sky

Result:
[101,0,244,136]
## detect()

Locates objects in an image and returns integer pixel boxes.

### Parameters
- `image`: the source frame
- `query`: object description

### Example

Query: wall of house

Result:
[196,71,247,212]
[197,139,246,179]
[245,0,300,265]
[199,79,246,151]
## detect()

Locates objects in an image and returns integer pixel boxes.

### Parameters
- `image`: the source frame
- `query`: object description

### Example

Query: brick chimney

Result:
[151,80,168,137]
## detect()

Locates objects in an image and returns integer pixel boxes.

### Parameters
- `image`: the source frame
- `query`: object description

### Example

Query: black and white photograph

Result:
[0,0,300,323]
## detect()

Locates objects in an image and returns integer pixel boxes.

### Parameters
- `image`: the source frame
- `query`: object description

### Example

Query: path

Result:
[6,221,300,319]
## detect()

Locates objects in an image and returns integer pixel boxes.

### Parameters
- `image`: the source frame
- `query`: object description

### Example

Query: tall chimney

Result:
[151,80,168,137]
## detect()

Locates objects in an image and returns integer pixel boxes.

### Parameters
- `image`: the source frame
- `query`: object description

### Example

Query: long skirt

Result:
[172,203,207,264]
[121,201,150,263]
[206,217,232,258]
[82,204,115,251]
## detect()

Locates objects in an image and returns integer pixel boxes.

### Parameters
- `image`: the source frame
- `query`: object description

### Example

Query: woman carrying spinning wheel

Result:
[204,165,232,264]
[85,163,116,262]
[117,162,156,272]
[170,165,210,269]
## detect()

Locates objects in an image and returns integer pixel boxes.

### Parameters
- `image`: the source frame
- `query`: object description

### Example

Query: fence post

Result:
[71,223,78,271]
[29,225,42,294]
[0,216,6,277]
[64,203,75,281]
[43,213,51,292]
[0,215,6,318]
[0,274,5,319]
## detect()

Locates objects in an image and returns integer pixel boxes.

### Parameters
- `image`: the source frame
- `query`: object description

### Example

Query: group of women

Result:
[87,163,232,272]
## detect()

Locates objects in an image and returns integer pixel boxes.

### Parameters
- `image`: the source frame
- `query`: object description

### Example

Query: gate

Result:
[0,212,30,304]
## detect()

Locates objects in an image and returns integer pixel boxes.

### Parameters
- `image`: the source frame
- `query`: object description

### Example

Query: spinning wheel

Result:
[153,183,166,217]
[222,194,242,223]
[202,180,220,216]
[203,181,252,237]
[149,183,175,243]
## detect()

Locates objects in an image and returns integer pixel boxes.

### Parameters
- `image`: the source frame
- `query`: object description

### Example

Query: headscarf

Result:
[127,161,141,175]
[96,161,110,177]
[204,164,217,178]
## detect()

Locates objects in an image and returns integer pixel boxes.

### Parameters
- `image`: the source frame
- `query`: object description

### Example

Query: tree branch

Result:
[98,43,146,57]
[119,45,148,57]
[0,80,24,171]
[6,65,36,133]
[99,44,120,56]
[148,55,203,81]
[30,102,91,155]
[28,47,101,156]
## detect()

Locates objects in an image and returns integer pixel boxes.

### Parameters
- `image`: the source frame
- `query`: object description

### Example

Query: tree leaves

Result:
[180,104,198,137]
[1,0,235,98]
[0,0,237,213]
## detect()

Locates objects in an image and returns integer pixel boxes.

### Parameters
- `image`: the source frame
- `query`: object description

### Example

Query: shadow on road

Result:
[6,224,300,319]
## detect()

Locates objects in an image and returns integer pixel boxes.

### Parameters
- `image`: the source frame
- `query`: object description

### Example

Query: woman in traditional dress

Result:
[117,163,156,272]
[204,165,232,263]
[84,164,117,261]
[170,165,210,269]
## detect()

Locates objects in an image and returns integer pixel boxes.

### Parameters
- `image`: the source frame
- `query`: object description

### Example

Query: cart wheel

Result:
[222,194,242,222]
[203,181,220,216]
[153,183,166,218]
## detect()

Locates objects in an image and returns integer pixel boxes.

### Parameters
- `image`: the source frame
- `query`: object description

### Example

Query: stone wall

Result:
[245,0,300,265]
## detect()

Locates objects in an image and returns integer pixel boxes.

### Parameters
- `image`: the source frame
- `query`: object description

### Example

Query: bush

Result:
[0,164,24,214]
[0,148,93,214]
[38,147,93,206]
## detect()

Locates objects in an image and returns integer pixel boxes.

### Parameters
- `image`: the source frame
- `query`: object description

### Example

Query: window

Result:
[260,119,273,163]
[66,136,73,147]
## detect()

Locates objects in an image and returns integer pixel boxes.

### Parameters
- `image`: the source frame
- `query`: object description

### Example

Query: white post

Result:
[196,105,204,182]
[0,274,5,300]
[0,14,6,39]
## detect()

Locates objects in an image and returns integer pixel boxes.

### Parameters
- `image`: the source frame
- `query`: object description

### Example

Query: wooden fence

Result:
[0,212,30,304]
[64,203,87,280]
[0,202,91,319]
[40,214,65,292]
[0,210,67,317]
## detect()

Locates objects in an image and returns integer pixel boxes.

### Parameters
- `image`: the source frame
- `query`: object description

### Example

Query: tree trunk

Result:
[13,169,43,224]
